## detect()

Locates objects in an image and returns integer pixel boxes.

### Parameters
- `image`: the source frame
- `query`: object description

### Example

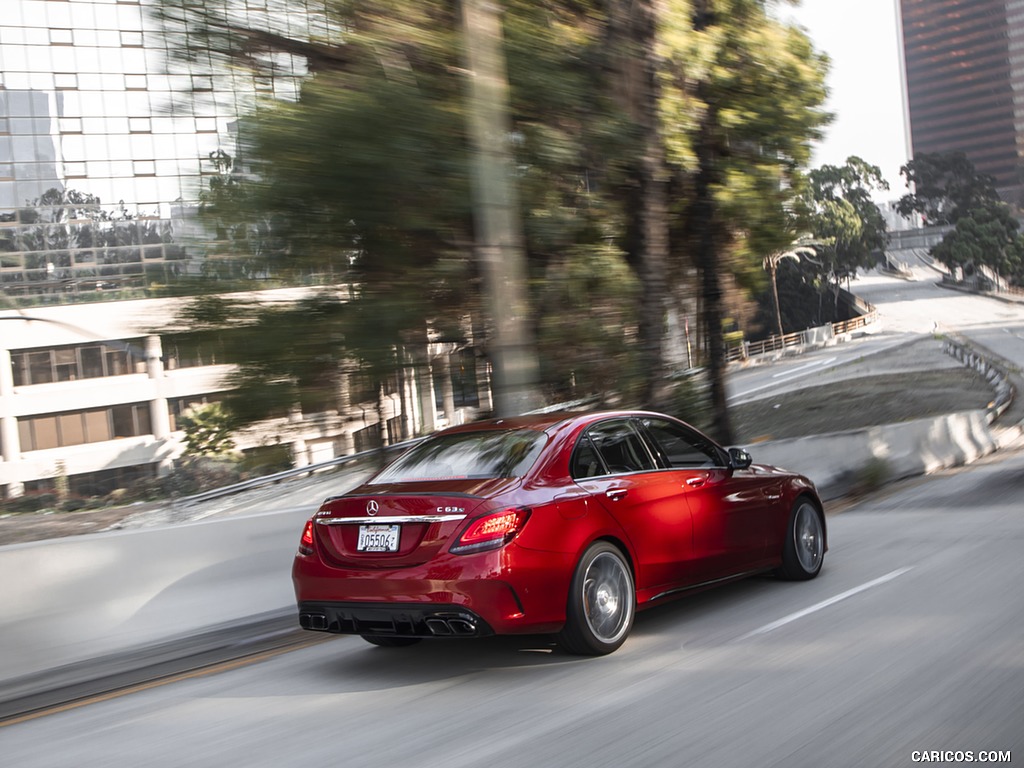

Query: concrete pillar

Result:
[403,363,418,438]
[438,352,456,425]
[145,336,171,440]
[476,357,493,414]
[417,355,436,435]
[336,361,352,413]
[292,437,309,468]
[0,348,25,497]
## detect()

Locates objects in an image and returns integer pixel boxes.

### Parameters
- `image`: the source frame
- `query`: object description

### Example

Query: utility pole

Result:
[460,0,541,416]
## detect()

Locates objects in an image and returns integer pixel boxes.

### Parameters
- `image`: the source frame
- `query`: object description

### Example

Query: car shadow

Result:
[282,575,797,695]
[288,633,584,693]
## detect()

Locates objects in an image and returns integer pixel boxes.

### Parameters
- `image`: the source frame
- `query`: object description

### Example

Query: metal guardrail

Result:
[174,397,602,506]
[175,438,425,506]
[726,308,878,364]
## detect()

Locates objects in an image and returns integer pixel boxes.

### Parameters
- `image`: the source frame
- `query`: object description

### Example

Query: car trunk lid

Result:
[313,479,517,567]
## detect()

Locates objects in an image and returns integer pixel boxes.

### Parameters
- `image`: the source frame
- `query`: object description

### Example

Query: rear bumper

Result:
[298,601,494,638]
[292,543,573,635]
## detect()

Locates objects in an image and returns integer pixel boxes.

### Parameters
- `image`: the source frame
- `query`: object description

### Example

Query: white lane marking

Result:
[728,336,913,404]
[737,567,914,640]
[771,357,836,379]
[730,358,836,401]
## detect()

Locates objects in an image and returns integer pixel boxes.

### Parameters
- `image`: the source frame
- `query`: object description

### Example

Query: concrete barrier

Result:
[0,509,303,693]
[744,409,998,500]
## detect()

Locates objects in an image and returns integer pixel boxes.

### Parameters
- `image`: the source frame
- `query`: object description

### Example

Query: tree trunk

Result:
[694,130,733,445]
[460,0,542,417]
[690,0,733,445]
[610,0,671,409]
[769,261,785,339]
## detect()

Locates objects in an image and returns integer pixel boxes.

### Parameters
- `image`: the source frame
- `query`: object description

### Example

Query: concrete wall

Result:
[743,409,998,500]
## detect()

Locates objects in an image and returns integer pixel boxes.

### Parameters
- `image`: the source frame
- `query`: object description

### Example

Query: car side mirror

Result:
[728,447,752,470]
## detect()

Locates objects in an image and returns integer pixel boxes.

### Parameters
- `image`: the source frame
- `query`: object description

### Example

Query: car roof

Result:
[440,410,670,436]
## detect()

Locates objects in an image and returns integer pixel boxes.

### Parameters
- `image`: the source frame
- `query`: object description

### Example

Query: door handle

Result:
[606,488,628,501]
[685,477,706,489]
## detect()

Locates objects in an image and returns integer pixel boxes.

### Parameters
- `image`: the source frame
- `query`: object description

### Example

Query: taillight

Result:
[450,508,530,555]
[298,519,315,556]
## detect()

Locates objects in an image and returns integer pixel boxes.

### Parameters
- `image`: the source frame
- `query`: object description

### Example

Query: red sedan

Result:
[292,410,826,655]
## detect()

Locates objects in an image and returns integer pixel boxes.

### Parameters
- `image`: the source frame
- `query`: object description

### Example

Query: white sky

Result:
[782,0,909,200]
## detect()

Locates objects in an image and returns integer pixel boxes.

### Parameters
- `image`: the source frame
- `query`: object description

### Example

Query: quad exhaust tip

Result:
[300,611,477,636]
[425,618,453,636]
[426,616,478,636]
[299,613,328,631]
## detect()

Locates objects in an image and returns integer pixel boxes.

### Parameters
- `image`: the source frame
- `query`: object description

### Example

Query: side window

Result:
[586,420,657,474]
[570,435,606,479]
[641,418,723,468]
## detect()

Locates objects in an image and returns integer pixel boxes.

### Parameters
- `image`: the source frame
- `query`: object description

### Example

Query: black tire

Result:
[777,498,825,580]
[557,541,635,656]
[361,635,422,648]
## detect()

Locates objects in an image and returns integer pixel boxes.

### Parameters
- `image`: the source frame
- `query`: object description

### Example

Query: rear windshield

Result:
[368,430,547,484]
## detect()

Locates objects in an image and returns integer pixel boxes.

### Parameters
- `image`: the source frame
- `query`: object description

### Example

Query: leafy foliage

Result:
[931,202,1024,282]
[897,151,1000,226]
[804,156,889,282]
[0,187,186,286]
[178,402,237,457]
[149,0,831,437]
[897,151,1024,285]
[655,0,831,441]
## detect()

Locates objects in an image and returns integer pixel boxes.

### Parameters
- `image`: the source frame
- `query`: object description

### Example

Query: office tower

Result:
[899,0,1024,199]
[0,0,310,299]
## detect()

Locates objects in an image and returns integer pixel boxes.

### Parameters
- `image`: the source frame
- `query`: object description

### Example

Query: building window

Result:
[452,349,479,408]
[353,424,383,453]
[25,464,158,499]
[162,335,227,369]
[11,340,145,386]
[49,28,73,45]
[54,73,78,90]
[18,403,153,451]
[386,415,404,444]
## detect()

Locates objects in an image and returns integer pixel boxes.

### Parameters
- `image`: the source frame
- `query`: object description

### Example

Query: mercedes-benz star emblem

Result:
[366,500,379,516]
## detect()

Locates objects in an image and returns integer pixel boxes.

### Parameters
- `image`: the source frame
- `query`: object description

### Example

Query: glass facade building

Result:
[0,0,317,301]
[899,0,1024,199]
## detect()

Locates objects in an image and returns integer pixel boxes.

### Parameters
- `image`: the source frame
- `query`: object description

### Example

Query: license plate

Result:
[357,524,400,553]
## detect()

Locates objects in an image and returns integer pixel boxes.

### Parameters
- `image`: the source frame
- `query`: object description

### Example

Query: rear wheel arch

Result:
[558,538,637,655]
[588,535,636,581]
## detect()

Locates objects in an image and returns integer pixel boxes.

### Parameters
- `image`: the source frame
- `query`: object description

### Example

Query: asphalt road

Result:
[4,444,1022,768]
[728,269,1024,408]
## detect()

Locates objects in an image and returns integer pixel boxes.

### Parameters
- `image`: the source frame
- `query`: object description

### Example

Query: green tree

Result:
[805,156,889,281]
[151,0,830,440]
[896,150,999,226]
[658,0,831,442]
[763,235,819,339]
[178,402,237,457]
[897,151,1023,285]
[931,202,1024,285]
